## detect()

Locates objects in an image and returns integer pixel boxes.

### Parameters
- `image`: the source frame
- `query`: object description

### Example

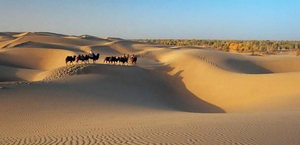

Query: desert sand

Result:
[1,32,300,144]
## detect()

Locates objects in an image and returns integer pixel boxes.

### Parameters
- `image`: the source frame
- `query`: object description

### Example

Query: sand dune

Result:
[0,32,20,37]
[3,36,97,49]
[0,65,43,81]
[146,48,300,112]
[1,32,300,144]
[89,45,122,56]
[0,48,77,70]
[0,35,14,42]
[110,40,156,54]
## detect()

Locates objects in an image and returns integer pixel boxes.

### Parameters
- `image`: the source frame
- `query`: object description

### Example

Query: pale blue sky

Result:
[0,0,299,40]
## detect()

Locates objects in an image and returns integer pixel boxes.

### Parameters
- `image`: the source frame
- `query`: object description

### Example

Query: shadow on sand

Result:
[74,63,225,113]
[151,64,226,113]
[225,59,273,74]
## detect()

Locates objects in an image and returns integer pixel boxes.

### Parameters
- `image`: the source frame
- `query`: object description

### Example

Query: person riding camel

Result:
[89,50,95,58]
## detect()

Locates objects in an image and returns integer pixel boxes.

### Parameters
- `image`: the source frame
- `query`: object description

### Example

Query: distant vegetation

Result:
[136,39,300,55]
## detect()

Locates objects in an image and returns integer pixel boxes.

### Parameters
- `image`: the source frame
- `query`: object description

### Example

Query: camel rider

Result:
[89,50,94,58]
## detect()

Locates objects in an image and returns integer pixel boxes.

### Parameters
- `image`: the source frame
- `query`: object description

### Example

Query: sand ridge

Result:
[1,32,300,144]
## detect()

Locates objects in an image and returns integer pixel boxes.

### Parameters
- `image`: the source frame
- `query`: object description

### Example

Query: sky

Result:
[0,0,299,40]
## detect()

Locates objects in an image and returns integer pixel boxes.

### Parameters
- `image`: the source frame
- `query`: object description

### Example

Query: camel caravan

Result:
[103,54,138,65]
[65,51,138,66]
[65,51,100,65]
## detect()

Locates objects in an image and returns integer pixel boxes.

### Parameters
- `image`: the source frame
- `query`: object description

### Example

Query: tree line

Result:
[135,39,300,55]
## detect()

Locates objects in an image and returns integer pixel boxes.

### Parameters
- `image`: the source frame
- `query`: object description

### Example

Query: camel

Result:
[76,54,85,64]
[65,55,76,65]
[89,53,100,63]
[103,56,111,63]
[109,56,118,64]
[118,55,129,65]
[130,55,138,65]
